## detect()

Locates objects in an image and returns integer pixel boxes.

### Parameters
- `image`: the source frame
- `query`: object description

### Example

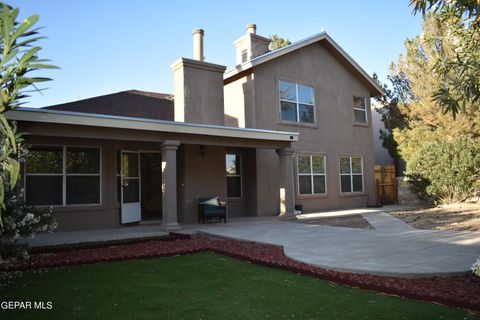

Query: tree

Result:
[410,0,479,25]
[385,12,480,202]
[0,3,57,261]
[393,13,480,163]
[373,70,409,175]
[0,3,57,225]
[409,0,480,118]
[269,34,291,50]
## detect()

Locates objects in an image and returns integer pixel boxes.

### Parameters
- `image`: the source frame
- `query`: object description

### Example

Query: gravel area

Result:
[390,203,480,231]
[299,214,374,229]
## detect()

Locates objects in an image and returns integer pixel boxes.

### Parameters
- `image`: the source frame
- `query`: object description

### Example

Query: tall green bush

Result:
[406,138,480,203]
[0,3,57,262]
[0,3,57,224]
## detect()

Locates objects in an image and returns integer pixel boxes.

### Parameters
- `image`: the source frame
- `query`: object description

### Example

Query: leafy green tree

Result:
[392,13,480,163]
[409,0,480,117]
[269,34,291,50]
[410,0,479,25]
[383,12,480,203]
[0,3,57,226]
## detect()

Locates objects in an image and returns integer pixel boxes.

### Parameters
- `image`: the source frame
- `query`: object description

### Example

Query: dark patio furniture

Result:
[294,204,304,215]
[198,196,226,224]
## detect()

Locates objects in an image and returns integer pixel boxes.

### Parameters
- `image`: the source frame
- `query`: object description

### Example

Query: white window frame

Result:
[279,81,316,124]
[297,155,327,195]
[339,156,364,193]
[353,96,368,124]
[226,153,242,199]
[25,145,102,206]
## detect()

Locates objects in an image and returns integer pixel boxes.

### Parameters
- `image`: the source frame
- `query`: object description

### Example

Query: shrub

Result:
[406,138,480,203]
[473,257,480,278]
[0,190,57,263]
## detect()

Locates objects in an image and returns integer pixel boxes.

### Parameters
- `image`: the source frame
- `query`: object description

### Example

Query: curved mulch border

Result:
[1,234,479,312]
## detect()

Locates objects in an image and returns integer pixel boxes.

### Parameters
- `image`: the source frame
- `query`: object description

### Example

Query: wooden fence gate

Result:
[374,165,397,205]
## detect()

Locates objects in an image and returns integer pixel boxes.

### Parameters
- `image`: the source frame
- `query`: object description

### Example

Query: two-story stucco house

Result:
[6,24,383,231]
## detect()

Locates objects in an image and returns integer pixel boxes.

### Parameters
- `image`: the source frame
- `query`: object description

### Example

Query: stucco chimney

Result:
[234,23,270,65]
[171,28,226,126]
[246,23,256,34]
[193,28,204,61]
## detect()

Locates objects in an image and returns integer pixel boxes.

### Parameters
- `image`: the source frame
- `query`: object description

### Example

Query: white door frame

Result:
[120,150,141,224]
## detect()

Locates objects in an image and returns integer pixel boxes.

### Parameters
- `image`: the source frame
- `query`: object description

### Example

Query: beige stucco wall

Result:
[254,149,281,216]
[173,58,226,126]
[178,144,227,223]
[224,74,256,128]
[225,41,377,213]
[178,145,258,222]
[224,77,246,127]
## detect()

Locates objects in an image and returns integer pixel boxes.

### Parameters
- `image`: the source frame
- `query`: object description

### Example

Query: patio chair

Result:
[198,196,226,224]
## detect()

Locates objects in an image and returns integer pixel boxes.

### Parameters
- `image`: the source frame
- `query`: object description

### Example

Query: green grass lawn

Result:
[0,252,477,320]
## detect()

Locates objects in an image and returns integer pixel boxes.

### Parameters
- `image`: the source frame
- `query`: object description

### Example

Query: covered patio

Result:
[8,107,299,231]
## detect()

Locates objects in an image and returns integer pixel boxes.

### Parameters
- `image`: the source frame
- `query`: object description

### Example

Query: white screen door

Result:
[121,151,141,223]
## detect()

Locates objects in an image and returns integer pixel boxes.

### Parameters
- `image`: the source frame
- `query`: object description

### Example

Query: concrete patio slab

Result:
[22,224,169,248]
[19,205,480,278]
[196,208,480,278]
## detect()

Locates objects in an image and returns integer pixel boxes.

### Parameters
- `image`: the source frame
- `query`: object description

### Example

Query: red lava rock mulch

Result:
[1,234,480,312]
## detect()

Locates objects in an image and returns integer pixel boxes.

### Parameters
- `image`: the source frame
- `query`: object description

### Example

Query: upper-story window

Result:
[279,81,315,124]
[353,96,367,123]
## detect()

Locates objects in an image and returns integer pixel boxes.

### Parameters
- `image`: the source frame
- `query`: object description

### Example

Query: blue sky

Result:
[9,0,423,108]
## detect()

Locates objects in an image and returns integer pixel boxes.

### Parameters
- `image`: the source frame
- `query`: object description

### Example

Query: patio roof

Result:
[7,107,299,143]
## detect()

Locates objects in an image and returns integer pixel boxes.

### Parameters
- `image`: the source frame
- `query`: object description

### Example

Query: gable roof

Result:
[44,90,174,121]
[224,32,383,97]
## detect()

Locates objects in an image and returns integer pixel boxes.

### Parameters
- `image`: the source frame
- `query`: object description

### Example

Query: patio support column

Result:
[278,147,296,220]
[161,140,181,231]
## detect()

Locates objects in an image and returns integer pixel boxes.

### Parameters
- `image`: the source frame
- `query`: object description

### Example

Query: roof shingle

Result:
[44,90,174,121]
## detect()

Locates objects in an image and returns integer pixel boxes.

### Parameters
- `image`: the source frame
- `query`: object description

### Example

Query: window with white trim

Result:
[339,156,363,193]
[226,154,241,198]
[353,96,367,123]
[297,155,326,195]
[25,146,101,206]
[279,81,315,124]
